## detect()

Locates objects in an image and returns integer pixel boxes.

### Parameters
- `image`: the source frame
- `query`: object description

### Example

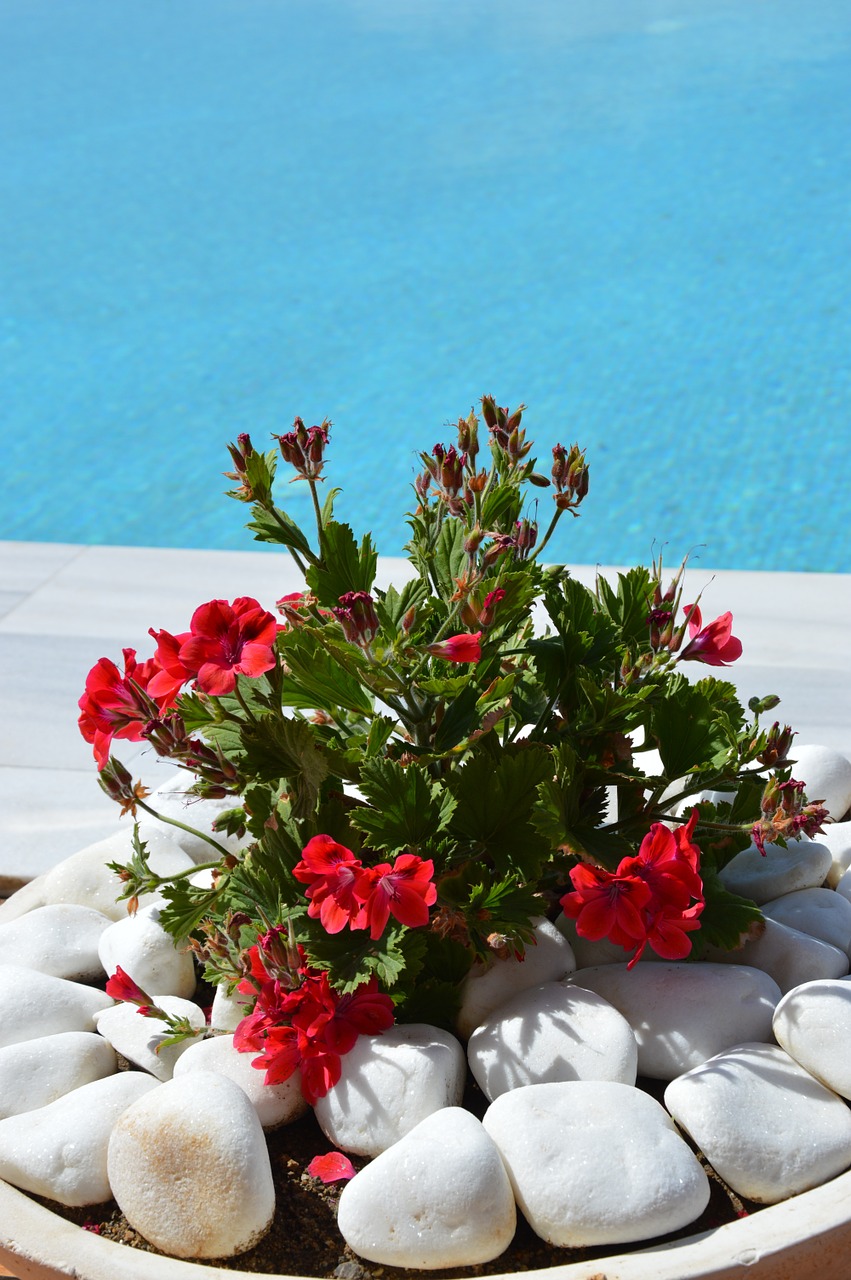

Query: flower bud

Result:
[333,591,380,648]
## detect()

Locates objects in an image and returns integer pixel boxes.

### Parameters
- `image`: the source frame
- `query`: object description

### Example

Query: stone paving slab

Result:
[0,541,848,880]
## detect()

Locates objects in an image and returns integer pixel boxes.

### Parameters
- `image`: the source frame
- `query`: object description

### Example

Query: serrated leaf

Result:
[351,759,456,854]
[694,870,765,953]
[278,630,373,717]
[320,486,342,527]
[240,715,329,819]
[245,505,313,557]
[307,923,410,992]
[159,877,224,943]
[432,519,467,599]
[650,679,730,777]
[595,566,653,649]
[305,520,378,605]
[449,747,553,878]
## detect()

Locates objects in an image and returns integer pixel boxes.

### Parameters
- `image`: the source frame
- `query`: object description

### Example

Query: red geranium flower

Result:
[358,854,438,940]
[560,863,652,949]
[679,604,742,667]
[178,597,278,696]
[293,835,370,933]
[426,631,483,663]
[78,648,159,769]
[105,966,150,1006]
[147,627,192,703]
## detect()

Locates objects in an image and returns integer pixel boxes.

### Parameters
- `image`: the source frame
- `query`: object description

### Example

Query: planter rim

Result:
[4,1166,851,1280]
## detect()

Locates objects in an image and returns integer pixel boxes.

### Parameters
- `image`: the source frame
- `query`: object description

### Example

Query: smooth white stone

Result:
[773,979,851,1099]
[94,997,206,1082]
[210,983,254,1032]
[819,822,851,888]
[0,1072,159,1206]
[0,875,47,923]
[337,1106,516,1269]
[718,838,832,904]
[705,917,849,994]
[456,919,576,1039]
[483,1081,709,1246]
[0,964,113,1049]
[108,1071,275,1258]
[314,1024,466,1157]
[762,887,851,957]
[140,775,245,863]
[98,903,196,1000]
[568,963,780,1079]
[41,830,194,920]
[665,1042,851,1203]
[173,1033,308,1128]
[0,904,111,982]
[0,1031,117,1119]
[789,744,851,821]
[836,865,851,906]
[468,981,637,1101]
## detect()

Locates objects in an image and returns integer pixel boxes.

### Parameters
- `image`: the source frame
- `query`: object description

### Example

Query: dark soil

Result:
[36,1073,762,1278]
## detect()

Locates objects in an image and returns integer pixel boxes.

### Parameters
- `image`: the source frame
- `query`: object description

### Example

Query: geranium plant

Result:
[81,397,827,1101]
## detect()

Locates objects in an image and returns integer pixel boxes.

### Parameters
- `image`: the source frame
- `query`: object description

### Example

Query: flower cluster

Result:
[233,933,394,1105]
[560,812,705,968]
[84,394,822,1109]
[293,835,437,941]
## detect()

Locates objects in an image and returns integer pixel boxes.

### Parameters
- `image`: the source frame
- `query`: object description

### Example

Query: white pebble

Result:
[0,904,111,982]
[762,887,851,958]
[41,829,194,920]
[665,1042,851,1203]
[210,983,253,1032]
[820,822,851,888]
[0,876,47,923]
[0,1072,159,1206]
[108,1071,274,1258]
[568,963,780,1078]
[718,838,832,903]
[173,1033,307,1128]
[0,965,112,1049]
[483,1081,709,1245]
[456,918,576,1039]
[337,1107,516,1269]
[705,917,849,994]
[789,744,851,821]
[94,997,206,1081]
[314,1024,466,1157]
[0,1031,117,1119]
[773,979,851,1099]
[98,903,196,1000]
[468,981,637,1100]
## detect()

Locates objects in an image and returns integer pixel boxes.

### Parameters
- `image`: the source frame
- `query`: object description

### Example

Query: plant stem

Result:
[135,800,233,859]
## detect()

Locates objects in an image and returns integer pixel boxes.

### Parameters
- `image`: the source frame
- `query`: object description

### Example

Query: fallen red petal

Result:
[307,1151,357,1183]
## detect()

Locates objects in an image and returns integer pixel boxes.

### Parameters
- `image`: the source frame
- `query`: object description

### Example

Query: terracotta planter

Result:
[3,1168,851,1280]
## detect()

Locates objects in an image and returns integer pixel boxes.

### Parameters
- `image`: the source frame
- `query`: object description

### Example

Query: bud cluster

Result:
[276,417,331,481]
[481,396,531,463]
[332,591,381,649]
[551,443,589,512]
[751,775,829,854]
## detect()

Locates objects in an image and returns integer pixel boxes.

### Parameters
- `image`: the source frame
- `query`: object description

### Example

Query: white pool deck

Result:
[0,540,849,891]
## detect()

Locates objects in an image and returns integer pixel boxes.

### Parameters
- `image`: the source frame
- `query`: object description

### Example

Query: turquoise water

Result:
[2,0,850,570]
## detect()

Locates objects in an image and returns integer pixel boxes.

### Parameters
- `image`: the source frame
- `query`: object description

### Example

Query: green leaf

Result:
[320,486,342,527]
[278,630,373,717]
[159,877,225,943]
[307,922,411,992]
[694,870,765,953]
[305,520,378,605]
[449,746,553,878]
[433,683,482,752]
[245,505,314,557]
[650,678,730,777]
[376,578,430,633]
[432,519,467,600]
[595,566,653,649]
[240,715,329,819]
[351,759,456,854]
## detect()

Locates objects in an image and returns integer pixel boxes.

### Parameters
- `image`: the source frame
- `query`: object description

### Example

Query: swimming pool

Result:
[2,0,850,571]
